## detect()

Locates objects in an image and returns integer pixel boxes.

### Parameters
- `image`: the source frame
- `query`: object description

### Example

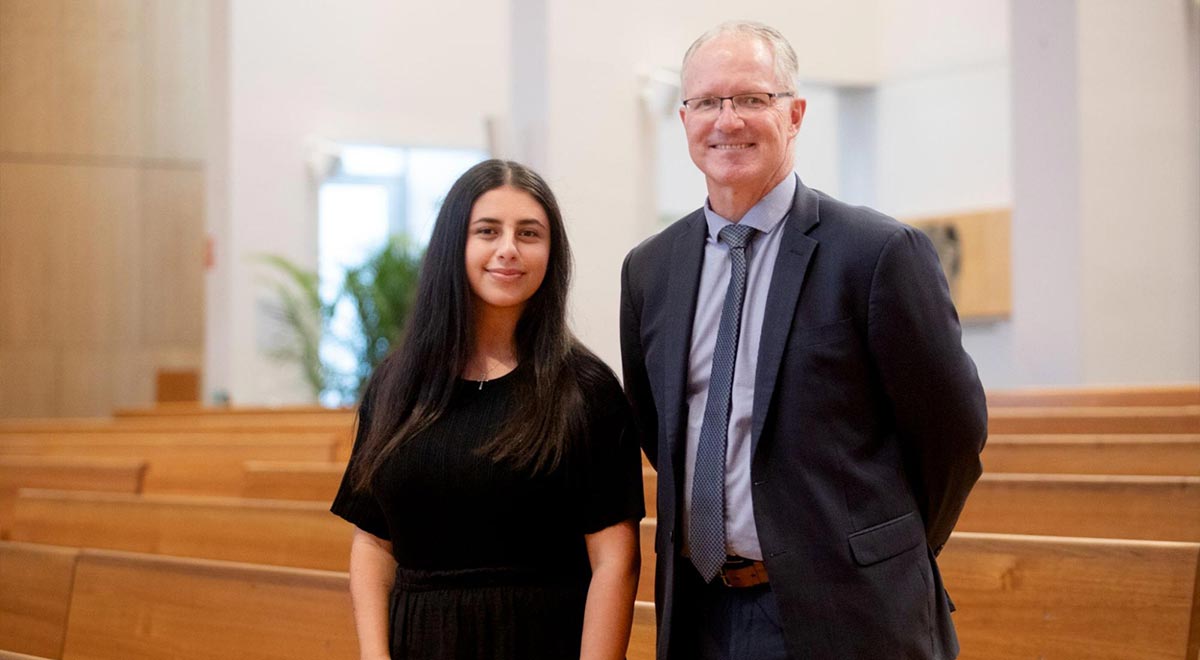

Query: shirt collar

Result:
[703,172,797,242]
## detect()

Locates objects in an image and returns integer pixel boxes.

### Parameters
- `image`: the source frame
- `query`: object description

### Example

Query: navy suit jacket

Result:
[619,180,987,659]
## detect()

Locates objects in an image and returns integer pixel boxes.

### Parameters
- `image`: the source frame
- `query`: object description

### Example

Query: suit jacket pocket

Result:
[848,511,925,566]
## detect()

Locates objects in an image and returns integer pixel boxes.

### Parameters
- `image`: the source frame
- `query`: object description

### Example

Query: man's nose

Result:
[714,101,744,130]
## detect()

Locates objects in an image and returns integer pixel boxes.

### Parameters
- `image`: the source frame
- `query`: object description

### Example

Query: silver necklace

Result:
[475,360,498,390]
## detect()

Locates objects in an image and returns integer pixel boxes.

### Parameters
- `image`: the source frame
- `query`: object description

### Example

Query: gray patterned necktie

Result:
[689,223,758,582]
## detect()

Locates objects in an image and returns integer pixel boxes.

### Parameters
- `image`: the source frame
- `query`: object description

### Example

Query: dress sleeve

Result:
[329,383,392,540]
[574,369,646,535]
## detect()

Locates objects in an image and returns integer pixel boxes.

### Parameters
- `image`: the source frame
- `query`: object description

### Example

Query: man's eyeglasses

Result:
[681,92,794,115]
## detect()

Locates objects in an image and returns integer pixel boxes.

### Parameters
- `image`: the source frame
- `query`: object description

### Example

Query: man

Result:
[619,21,987,660]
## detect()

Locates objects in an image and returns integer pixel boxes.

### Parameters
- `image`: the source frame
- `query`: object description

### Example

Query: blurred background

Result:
[0,0,1196,416]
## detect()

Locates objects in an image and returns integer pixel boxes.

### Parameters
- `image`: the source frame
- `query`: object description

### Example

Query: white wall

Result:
[209,0,510,404]
[207,0,1199,404]
[868,1,1017,387]
[1077,0,1200,383]
[543,1,881,370]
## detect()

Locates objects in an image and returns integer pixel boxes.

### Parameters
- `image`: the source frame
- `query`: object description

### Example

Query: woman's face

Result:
[464,185,551,316]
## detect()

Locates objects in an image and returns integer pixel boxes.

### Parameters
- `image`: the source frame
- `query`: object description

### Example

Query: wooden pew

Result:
[0,413,356,435]
[629,601,656,660]
[641,469,1200,547]
[0,433,340,496]
[0,651,54,660]
[114,403,340,417]
[60,549,357,660]
[988,384,1200,408]
[634,521,1200,660]
[984,434,1200,476]
[941,532,1200,660]
[956,473,1200,542]
[0,457,147,537]
[988,405,1200,434]
[0,541,78,659]
[10,490,351,571]
[242,461,344,501]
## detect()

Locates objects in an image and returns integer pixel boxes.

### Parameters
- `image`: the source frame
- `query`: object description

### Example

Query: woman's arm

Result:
[580,519,641,660]
[349,528,397,660]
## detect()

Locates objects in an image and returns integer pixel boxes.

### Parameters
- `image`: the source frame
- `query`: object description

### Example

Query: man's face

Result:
[680,34,805,196]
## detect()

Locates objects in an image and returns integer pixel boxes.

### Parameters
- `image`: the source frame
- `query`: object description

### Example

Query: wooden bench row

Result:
[0,542,358,660]
[8,405,1198,438]
[0,433,341,496]
[6,529,1200,660]
[638,470,1200,543]
[987,405,1200,434]
[986,384,1200,408]
[102,384,1199,418]
[240,435,1200,506]
[6,468,1200,581]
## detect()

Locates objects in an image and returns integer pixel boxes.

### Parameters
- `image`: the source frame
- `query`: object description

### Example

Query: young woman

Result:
[331,159,643,660]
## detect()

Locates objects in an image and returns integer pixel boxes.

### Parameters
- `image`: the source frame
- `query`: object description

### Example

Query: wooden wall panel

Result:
[0,349,55,416]
[0,0,65,154]
[0,0,208,417]
[140,1,208,161]
[0,163,56,346]
[50,165,141,347]
[139,168,204,346]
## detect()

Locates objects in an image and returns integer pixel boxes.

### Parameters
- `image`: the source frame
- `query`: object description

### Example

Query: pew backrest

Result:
[988,406,1200,434]
[940,532,1200,660]
[984,434,1200,476]
[634,520,1200,659]
[987,385,1200,408]
[60,549,357,660]
[0,457,147,537]
[0,433,339,496]
[956,473,1200,542]
[0,541,78,658]
[242,461,344,501]
[10,490,351,571]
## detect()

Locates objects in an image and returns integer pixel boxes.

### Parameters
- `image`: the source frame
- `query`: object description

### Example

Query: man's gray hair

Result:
[681,21,799,95]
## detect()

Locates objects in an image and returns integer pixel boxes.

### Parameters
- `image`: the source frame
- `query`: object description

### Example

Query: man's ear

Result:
[790,97,807,136]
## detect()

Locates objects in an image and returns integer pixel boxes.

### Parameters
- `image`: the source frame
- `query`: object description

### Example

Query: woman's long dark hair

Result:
[351,159,595,489]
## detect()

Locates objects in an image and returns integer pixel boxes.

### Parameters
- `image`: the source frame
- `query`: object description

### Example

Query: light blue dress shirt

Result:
[683,173,797,562]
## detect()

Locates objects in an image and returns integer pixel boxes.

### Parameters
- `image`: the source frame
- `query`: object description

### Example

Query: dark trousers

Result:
[679,560,791,660]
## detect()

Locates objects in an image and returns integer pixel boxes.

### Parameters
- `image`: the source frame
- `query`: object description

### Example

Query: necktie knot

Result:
[719,224,757,250]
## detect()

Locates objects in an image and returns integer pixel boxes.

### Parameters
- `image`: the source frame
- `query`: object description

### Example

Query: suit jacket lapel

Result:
[751,183,820,457]
[662,210,708,466]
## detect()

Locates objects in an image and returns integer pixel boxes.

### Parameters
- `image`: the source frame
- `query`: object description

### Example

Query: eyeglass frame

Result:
[680,91,796,115]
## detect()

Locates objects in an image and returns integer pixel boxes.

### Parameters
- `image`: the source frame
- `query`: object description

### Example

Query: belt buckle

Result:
[718,557,767,588]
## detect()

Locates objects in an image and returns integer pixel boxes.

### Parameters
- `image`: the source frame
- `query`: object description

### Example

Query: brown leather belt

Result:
[719,556,769,588]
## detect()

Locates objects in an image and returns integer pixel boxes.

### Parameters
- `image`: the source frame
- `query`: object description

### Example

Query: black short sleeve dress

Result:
[330,358,645,659]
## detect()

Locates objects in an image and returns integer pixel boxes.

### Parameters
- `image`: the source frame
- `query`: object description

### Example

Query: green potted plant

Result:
[258,237,422,403]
